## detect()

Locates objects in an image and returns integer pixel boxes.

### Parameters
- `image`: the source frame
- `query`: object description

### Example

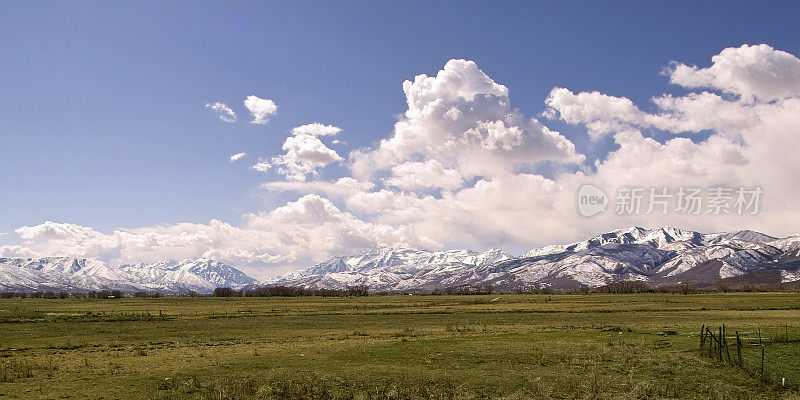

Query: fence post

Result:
[761,345,765,377]
[700,324,706,348]
[722,325,730,364]
[708,327,715,358]
[718,327,723,361]
[758,326,761,345]
[736,331,742,366]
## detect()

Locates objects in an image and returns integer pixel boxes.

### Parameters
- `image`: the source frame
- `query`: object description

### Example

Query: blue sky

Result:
[2,1,800,273]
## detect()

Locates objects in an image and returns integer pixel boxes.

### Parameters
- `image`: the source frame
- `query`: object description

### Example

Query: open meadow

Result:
[0,292,799,399]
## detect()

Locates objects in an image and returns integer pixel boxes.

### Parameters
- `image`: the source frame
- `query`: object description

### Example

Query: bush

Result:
[230,285,369,297]
[595,280,652,294]
[214,287,238,297]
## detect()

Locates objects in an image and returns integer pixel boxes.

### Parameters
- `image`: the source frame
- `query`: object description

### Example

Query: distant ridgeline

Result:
[2,227,800,295]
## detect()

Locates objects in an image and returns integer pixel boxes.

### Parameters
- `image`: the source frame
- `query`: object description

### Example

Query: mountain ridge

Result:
[270,226,799,291]
[2,226,799,293]
[0,257,255,294]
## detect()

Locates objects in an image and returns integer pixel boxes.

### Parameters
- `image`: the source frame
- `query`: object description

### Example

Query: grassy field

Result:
[0,293,799,399]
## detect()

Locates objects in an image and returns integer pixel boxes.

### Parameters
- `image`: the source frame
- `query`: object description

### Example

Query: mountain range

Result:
[2,226,800,293]
[0,258,255,294]
[268,226,800,291]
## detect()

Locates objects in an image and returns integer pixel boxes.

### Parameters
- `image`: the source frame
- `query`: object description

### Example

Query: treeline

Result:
[428,281,798,295]
[0,290,172,299]
[431,285,496,295]
[590,281,796,294]
[0,281,793,299]
[213,285,370,297]
[0,290,126,299]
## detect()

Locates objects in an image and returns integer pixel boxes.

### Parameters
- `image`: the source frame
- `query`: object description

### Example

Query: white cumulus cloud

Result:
[252,124,344,181]
[243,95,277,124]
[291,123,342,137]
[668,44,800,103]
[349,59,583,181]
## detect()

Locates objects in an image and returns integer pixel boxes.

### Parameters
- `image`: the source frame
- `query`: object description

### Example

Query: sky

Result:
[2,1,800,277]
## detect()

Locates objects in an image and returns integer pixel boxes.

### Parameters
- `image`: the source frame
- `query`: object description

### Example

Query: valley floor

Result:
[0,293,799,399]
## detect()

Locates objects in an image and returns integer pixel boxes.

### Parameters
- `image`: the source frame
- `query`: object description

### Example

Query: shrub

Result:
[595,280,652,294]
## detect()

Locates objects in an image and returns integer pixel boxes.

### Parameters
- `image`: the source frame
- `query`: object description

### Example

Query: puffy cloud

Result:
[533,45,800,242]
[251,160,271,172]
[271,133,343,181]
[544,88,650,138]
[385,160,463,191]
[229,152,246,162]
[9,221,124,260]
[668,44,800,103]
[205,102,237,123]
[461,120,524,151]
[338,48,800,250]
[243,95,277,124]
[349,59,583,180]
[251,123,344,181]
[0,244,36,258]
[545,88,760,139]
[291,123,342,137]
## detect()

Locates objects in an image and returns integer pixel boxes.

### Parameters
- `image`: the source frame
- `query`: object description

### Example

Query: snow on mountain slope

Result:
[272,227,794,291]
[650,241,783,280]
[523,227,703,257]
[782,270,800,283]
[271,242,677,290]
[704,230,776,244]
[476,243,676,289]
[766,236,800,257]
[271,247,511,291]
[118,259,255,293]
[0,257,254,293]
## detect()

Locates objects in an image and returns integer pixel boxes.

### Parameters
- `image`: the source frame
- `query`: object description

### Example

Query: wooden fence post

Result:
[723,325,731,364]
[761,345,765,377]
[736,331,742,366]
[707,327,715,358]
[718,327,723,361]
[758,326,762,345]
[700,324,706,348]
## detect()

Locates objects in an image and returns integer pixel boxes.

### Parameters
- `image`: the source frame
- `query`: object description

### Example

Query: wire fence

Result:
[699,324,799,389]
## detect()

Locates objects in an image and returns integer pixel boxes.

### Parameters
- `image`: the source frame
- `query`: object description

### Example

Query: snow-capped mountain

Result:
[0,257,255,294]
[269,247,512,291]
[521,226,704,257]
[270,227,800,291]
[117,259,256,293]
[3,227,799,293]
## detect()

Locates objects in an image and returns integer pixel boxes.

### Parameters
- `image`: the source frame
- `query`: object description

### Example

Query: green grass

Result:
[0,293,798,399]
